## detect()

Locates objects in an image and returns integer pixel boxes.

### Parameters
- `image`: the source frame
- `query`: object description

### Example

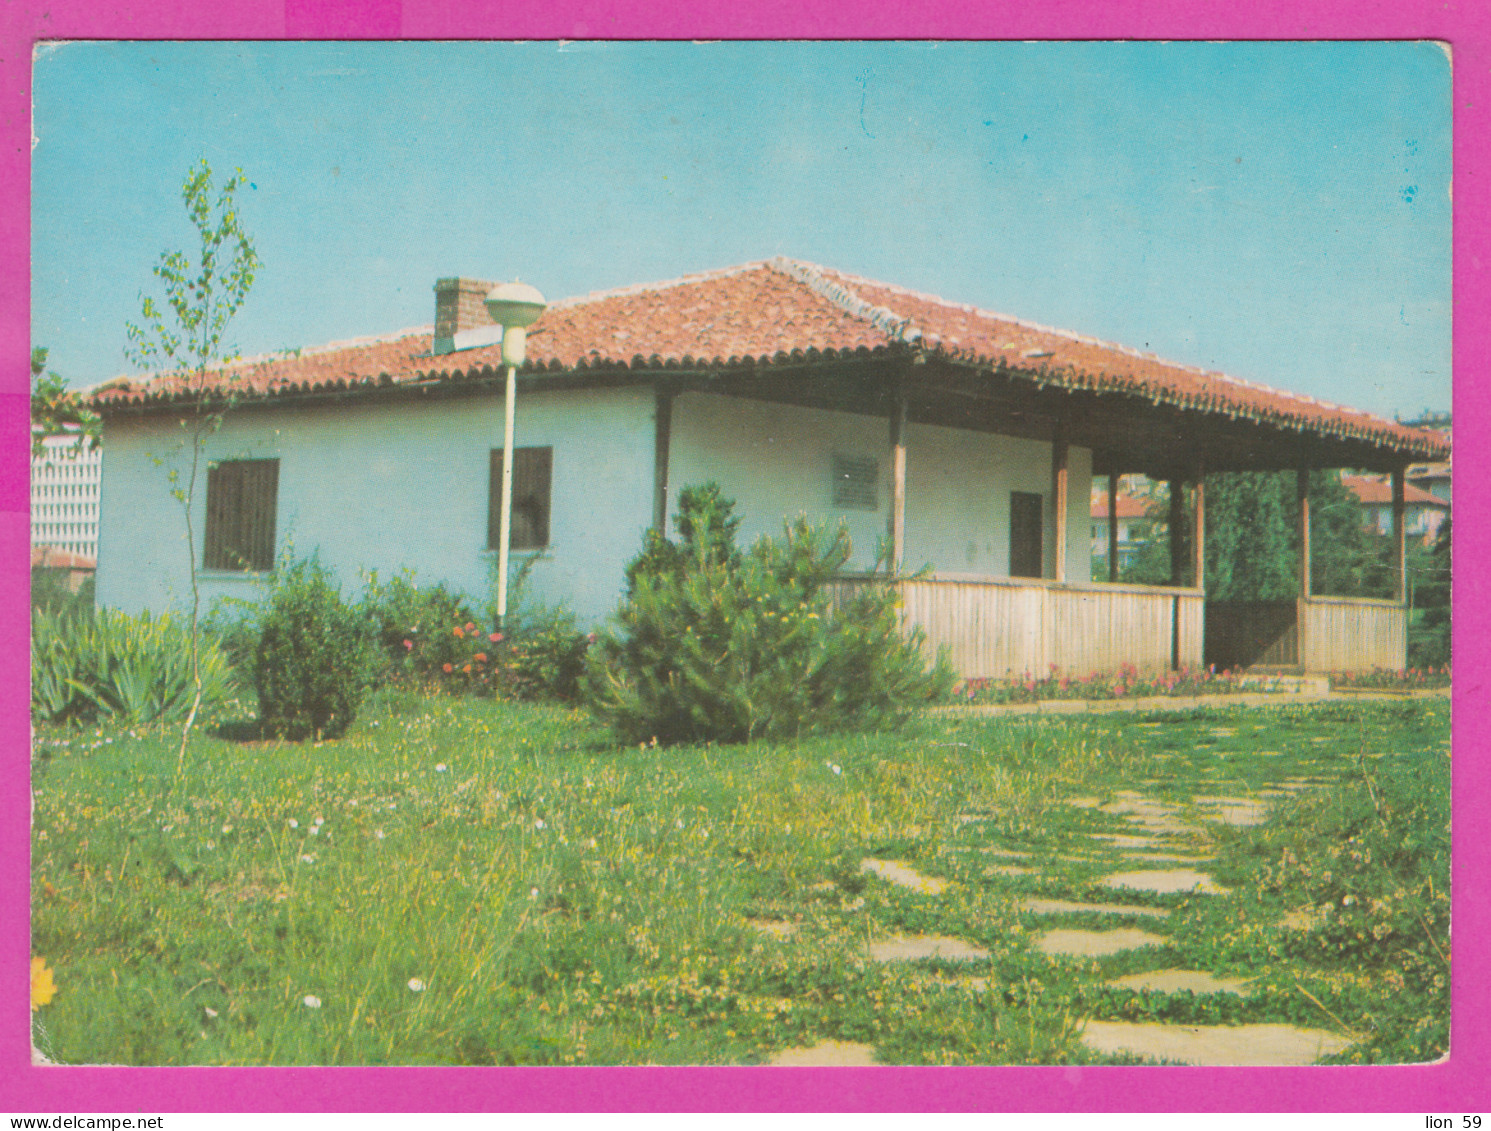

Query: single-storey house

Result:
[88,257,1449,677]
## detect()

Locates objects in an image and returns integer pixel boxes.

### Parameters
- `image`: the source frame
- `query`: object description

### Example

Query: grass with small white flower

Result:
[30,688,1448,1064]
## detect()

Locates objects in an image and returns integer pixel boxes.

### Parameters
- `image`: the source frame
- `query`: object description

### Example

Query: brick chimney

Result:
[433,277,498,355]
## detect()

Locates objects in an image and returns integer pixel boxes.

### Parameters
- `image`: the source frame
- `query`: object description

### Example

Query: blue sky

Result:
[30,40,1451,420]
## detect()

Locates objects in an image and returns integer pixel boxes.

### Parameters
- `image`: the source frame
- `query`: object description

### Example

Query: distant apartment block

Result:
[31,431,101,563]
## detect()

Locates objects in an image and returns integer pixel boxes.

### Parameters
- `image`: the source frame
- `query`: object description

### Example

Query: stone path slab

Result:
[861,858,946,895]
[1120,853,1210,866]
[1193,796,1270,826]
[868,934,990,962]
[1103,869,1229,895]
[769,1040,877,1066]
[1105,969,1254,995]
[1034,927,1167,957]
[1020,897,1170,919]
[1080,1020,1352,1065]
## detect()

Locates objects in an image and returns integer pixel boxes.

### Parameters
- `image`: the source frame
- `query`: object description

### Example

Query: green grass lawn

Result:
[30,689,1449,1065]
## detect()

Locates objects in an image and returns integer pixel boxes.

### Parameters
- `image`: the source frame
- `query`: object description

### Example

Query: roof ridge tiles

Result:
[805,262,1405,436]
[765,257,921,344]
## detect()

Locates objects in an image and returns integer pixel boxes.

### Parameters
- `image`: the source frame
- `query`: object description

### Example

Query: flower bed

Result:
[955,663,1291,705]
[1329,666,1451,692]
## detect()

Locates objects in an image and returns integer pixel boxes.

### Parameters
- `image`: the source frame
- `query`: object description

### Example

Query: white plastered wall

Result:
[94,385,657,625]
[667,392,1092,579]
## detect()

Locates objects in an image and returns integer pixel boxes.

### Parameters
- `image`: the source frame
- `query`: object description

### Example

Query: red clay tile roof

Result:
[89,257,1448,461]
[1341,475,1449,508]
[31,546,96,571]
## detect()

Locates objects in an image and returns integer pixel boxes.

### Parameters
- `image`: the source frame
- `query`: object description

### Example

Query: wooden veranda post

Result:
[1107,473,1120,583]
[1298,467,1312,670]
[1191,458,1205,590]
[889,391,907,573]
[1297,468,1312,599]
[1168,479,1185,587]
[1393,467,1407,603]
[1051,423,1069,583]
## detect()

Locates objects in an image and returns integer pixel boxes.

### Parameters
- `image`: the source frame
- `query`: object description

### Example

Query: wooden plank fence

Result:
[1299,595,1406,672]
[831,575,1203,679]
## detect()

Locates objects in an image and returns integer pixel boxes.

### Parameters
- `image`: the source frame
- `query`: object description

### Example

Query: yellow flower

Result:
[31,957,56,1012]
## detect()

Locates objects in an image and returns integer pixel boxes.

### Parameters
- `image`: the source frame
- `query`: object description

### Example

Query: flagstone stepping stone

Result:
[867,934,990,962]
[1105,969,1254,995]
[984,863,1037,877]
[1034,927,1166,957]
[1067,796,1102,809]
[769,1040,877,1066]
[1090,833,1168,850]
[1103,869,1229,895]
[1098,795,1199,835]
[1020,897,1170,919]
[860,858,946,895]
[1079,1020,1351,1065]
[747,917,799,940]
[1121,853,1210,867]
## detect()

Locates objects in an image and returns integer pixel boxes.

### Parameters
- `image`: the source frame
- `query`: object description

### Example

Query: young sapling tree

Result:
[125,160,259,769]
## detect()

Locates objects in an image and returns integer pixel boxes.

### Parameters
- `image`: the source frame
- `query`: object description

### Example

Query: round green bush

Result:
[254,558,381,739]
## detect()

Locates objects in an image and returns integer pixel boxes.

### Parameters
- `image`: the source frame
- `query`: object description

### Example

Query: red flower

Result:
[489,632,503,643]
[465,622,476,633]
[462,663,472,674]
[475,652,488,662]
[453,626,464,639]
[402,639,413,651]
[442,663,453,673]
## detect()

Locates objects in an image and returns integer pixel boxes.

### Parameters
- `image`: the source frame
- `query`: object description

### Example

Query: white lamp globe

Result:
[486,281,547,368]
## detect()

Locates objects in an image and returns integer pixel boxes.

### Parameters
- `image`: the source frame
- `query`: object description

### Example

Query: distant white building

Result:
[31,430,101,564]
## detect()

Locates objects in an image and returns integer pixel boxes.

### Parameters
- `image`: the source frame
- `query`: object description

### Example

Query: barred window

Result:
[204,459,279,571]
[489,447,553,550]
[832,454,878,511]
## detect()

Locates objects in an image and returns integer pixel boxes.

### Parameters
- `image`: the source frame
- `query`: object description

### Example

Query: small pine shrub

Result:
[254,558,381,739]
[31,604,233,726]
[584,483,951,744]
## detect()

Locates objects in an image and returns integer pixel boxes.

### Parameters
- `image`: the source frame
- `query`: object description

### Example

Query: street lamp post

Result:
[485,281,547,631]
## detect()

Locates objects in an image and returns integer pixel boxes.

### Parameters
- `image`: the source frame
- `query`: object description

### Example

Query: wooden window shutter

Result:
[204,459,278,571]
[1009,490,1043,578]
[832,454,879,511]
[489,447,553,551]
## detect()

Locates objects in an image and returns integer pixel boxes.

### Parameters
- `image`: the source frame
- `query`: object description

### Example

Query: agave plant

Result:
[31,605,234,726]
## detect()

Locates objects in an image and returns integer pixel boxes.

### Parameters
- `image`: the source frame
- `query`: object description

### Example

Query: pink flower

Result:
[402,639,413,651]
[489,632,504,643]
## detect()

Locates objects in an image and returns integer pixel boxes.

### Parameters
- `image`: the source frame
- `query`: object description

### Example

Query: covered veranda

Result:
[660,344,1446,679]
